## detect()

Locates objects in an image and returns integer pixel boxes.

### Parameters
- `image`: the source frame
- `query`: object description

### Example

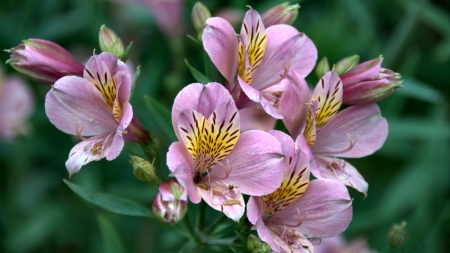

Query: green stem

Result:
[183,215,203,245]
[205,214,229,234]
[197,201,206,230]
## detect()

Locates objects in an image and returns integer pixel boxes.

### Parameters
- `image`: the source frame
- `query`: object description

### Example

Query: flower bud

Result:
[99,25,125,59]
[387,221,407,248]
[5,39,84,85]
[334,54,359,75]
[340,56,402,105]
[130,155,158,183]
[152,179,188,224]
[191,2,211,40]
[253,242,271,253]
[261,2,299,27]
[247,234,261,251]
[315,57,330,80]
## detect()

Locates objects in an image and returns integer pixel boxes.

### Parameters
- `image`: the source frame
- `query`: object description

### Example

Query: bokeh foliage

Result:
[0,0,449,252]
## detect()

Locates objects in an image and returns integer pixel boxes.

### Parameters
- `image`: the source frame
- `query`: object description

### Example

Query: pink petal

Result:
[106,101,133,160]
[211,130,284,196]
[315,156,368,196]
[203,17,238,84]
[247,196,281,252]
[273,179,352,238]
[172,82,235,140]
[238,75,283,119]
[197,182,245,221]
[45,76,117,136]
[313,103,388,158]
[238,107,276,132]
[251,24,306,89]
[296,135,321,178]
[166,142,201,203]
[341,57,383,87]
[280,71,310,137]
[65,133,114,176]
[269,130,295,159]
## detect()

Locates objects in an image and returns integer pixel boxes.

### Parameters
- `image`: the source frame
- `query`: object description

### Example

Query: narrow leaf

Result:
[97,214,126,253]
[143,95,177,141]
[64,179,154,218]
[396,76,443,104]
[184,59,211,83]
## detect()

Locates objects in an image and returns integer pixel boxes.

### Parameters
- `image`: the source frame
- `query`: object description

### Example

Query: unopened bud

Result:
[5,39,84,85]
[247,234,261,251]
[99,25,125,59]
[315,57,330,80]
[341,56,402,105]
[387,221,407,248]
[253,242,271,253]
[261,2,300,27]
[152,179,188,224]
[130,156,158,183]
[192,2,211,40]
[334,54,359,75]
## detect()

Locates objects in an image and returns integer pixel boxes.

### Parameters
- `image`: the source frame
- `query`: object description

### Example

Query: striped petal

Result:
[238,9,267,84]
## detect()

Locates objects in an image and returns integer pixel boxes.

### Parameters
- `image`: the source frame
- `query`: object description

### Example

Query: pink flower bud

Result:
[261,2,299,27]
[152,179,187,224]
[6,39,84,85]
[340,56,402,105]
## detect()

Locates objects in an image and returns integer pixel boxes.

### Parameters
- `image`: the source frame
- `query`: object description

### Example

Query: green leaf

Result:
[143,95,176,142]
[64,179,154,218]
[186,34,202,45]
[184,59,211,83]
[121,41,133,62]
[97,214,126,253]
[395,76,443,104]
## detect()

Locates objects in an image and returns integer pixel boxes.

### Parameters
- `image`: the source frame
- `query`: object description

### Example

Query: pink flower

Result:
[247,131,352,253]
[340,56,402,105]
[45,52,150,176]
[167,82,285,221]
[299,71,388,196]
[6,39,84,85]
[202,8,317,119]
[0,67,34,141]
[152,178,188,224]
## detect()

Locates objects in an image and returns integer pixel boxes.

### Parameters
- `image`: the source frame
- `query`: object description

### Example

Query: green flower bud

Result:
[387,221,407,248]
[261,2,300,27]
[247,234,261,251]
[253,242,271,253]
[130,156,158,183]
[152,179,188,224]
[334,54,360,75]
[99,25,125,59]
[191,2,211,41]
[315,56,330,80]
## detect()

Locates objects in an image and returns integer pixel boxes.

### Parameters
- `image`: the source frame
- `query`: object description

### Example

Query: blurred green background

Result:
[0,0,449,252]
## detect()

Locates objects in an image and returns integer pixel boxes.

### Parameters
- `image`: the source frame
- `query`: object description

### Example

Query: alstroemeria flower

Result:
[299,71,388,195]
[167,82,285,221]
[45,52,150,176]
[247,131,352,253]
[203,8,317,119]
[0,68,34,141]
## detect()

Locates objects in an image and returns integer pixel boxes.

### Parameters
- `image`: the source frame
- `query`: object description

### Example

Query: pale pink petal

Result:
[172,82,234,140]
[65,133,114,176]
[251,25,305,89]
[115,60,132,103]
[0,76,34,140]
[106,101,133,160]
[291,36,317,78]
[315,156,368,196]
[203,17,238,84]
[238,107,276,132]
[296,135,321,178]
[197,182,245,221]
[280,71,310,137]
[210,130,284,196]
[247,196,281,252]
[313,104,388,158]
[269,130,295,159]
[238,75,283,118]
[166,142,201,203]
[273,179,352,238]
[45,76,117,136]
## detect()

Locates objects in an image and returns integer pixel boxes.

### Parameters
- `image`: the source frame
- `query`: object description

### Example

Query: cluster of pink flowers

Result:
[5,3,401,252]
